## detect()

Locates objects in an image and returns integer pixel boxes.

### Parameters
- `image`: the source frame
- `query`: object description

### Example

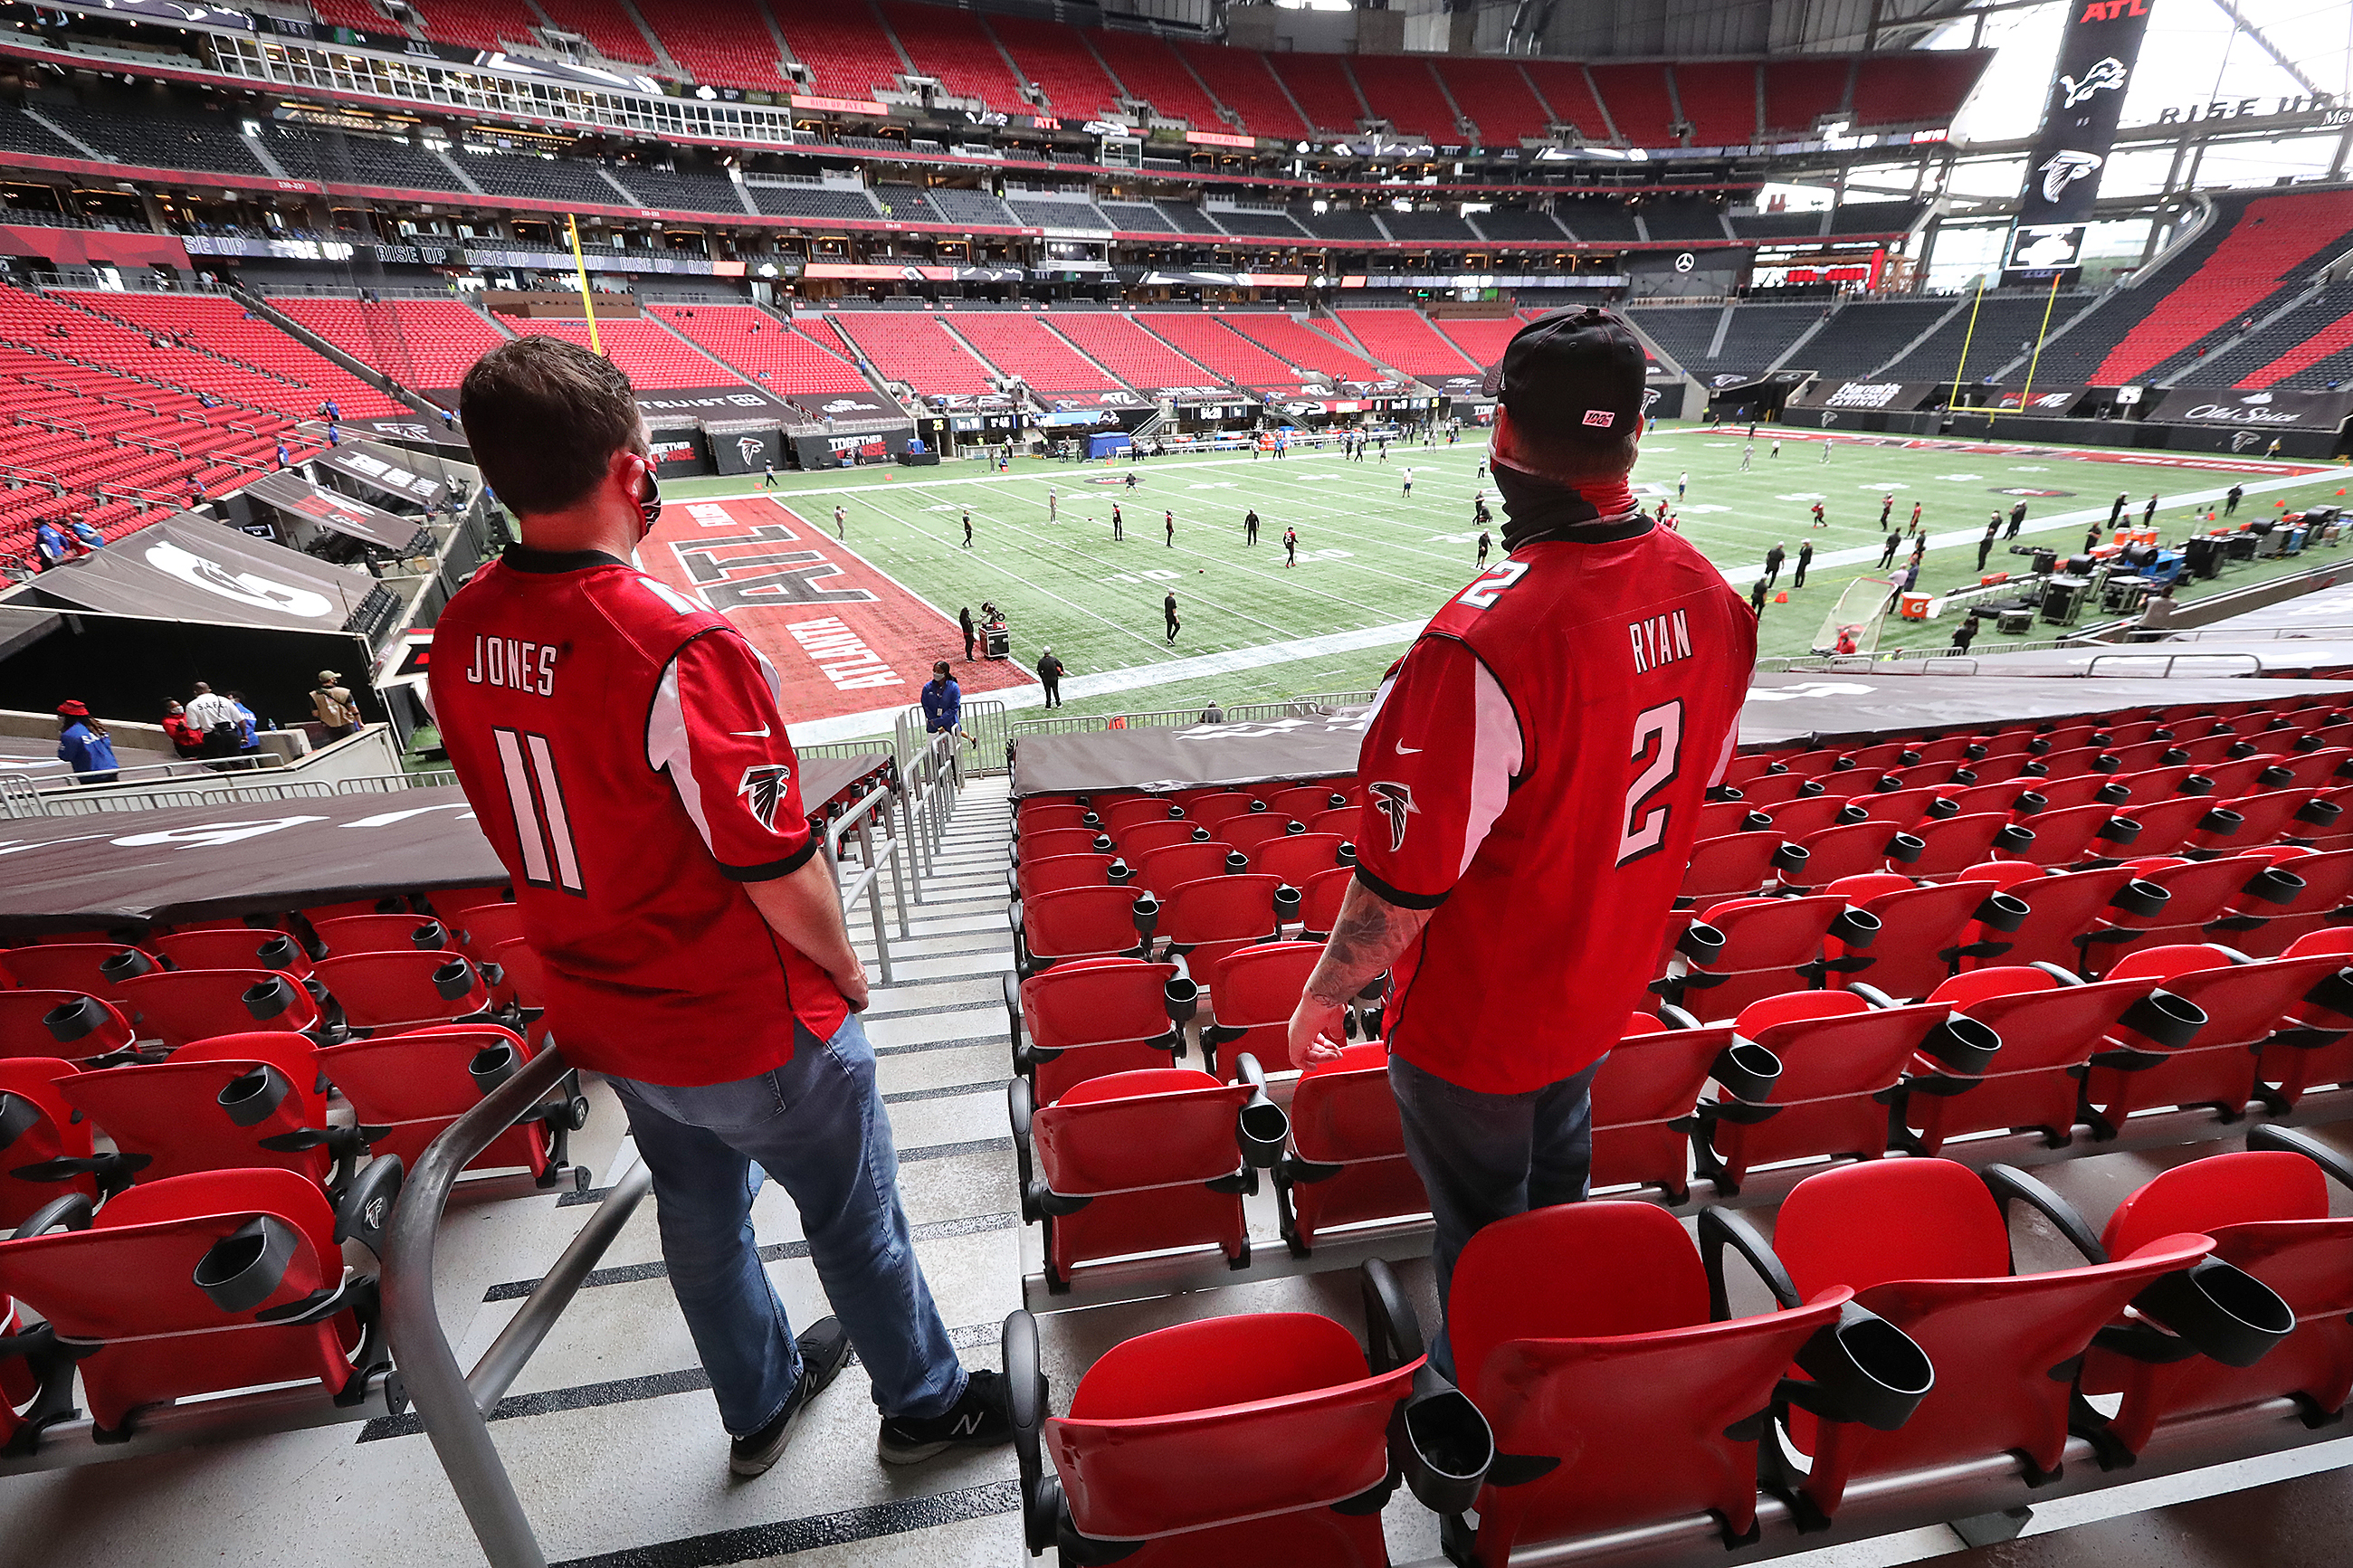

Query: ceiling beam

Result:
[2206,0,2326,100]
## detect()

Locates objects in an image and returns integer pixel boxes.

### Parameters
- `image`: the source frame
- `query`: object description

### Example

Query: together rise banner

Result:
[2004,0,2159,283]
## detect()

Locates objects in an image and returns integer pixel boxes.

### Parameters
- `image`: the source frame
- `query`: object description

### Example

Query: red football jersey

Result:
[1354,516,1755,1094]
[430,546,848,1087]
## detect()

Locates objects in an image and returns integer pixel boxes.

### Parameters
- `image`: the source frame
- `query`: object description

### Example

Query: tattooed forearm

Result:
[1305,879,1434,1008]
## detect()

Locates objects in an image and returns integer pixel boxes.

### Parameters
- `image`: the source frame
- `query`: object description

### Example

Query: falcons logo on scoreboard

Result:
[738,763,795,832]
[1368,781,1417,853]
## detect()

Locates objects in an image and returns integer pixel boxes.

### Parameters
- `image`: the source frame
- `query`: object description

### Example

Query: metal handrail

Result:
[383,1044,653,1568]
[823,777,910,982]
[1005,689,1378,741]
[2083,651,2268,680]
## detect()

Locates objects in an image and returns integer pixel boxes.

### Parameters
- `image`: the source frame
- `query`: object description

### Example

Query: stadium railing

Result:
[384,1041,650,1568]
[1005,690,1379,744]
[0,753,298,818]
[823,775,911,983]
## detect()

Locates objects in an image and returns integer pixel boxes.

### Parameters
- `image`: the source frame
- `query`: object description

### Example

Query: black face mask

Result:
[1492,463,1638,551]
[637,461,663,536]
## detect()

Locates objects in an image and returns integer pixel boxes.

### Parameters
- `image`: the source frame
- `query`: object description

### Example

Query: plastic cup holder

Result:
[2098,816,2145,846]
[2304,968,2353,1019]
[1925,797,1962,820]
[1224,851,1251,875]
[2228,741,2260,759]
[2096,781,2135,805]
[253,934,299,971]
[2135,1258,2294,1369]
[1993,823,2037,852]
[1871,774,1900,794]
[1678,923,1727,967]
[1164,977,1199,1025]
[1765,761,1790,775]
[1975,891,2030,934]
[2259,766,2297,789]
[2158,748,2190,767]
[1964,744,1989,762]
[2298,799,2345,827]
[1091,834,1116,855]
[1798,779,1828,797]
[1832,757,1858,772]
[1919,1014,2000,1076]
[1711,1040,1782,1102]
[0,1092,37,1146]
[2120,990,2206,1050]
[469,1042,521,1098]
[242,975,300,1022]
[1190,827,1213,842]
[1248,799,1269,813]
[2021,760,2050,778]
[99,949,154,982]
[1884,832,1927,866]
[193,1215,300,1316]
[1836,803,1872,824]
[1899,749,1922,767]
[1713,784,1747,803]
[2027,736,2053,755]
[2179,774,2215,797]
[2242,866,2306,907]
[1274,885,1302,922]
[1828,908,1882,946]
[1284,819,1305,836]
[428,958,473,1001]
[2195,808,2245,837]
[41,994,110,1045]
[2012,791,2050,815]
[1339,841,1358,865]
[1772,842,1812,874]
[1108,860,1133,884]
[1798,1303,1934,1432]
[1950,767,1979,786]
[2094,754,2126,774]
[1166,803,1185,820]
[2110,879,2171,918]
[1742,811,1775,833]
[1398,1386,1495,1516]
[1080,813,1102,830]
[410,919,446,950]
[218,1063,291,1127]
[1237,1101,1288,1166]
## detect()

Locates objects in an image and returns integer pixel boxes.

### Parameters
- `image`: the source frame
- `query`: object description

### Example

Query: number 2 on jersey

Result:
[1615,700,1683,867]
[494,727,586,893]
[1455,558,1529,609]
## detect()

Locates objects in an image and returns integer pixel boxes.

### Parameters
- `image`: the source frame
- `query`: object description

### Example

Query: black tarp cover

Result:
[1009,673,2353,796]
[243,470,423,551]
[24,516,378,632]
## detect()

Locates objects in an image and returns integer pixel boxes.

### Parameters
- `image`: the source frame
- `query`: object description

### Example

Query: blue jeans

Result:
[607,1013,966,1436]
[1388,1053,1602,1381]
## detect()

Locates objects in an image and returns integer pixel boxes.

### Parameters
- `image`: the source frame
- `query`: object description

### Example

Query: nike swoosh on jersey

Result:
[1395,742,1423,754]
[730,726,772,737]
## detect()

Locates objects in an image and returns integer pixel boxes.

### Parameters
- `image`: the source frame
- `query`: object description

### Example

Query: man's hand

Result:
[1288,994,1348,1070]
[833,955,871,1013]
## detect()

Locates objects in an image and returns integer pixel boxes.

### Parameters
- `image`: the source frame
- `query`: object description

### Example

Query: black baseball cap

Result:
[1481,306,1648,447]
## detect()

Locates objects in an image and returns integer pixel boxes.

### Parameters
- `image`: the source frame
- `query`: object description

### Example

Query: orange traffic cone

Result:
[1775,592,1789,603]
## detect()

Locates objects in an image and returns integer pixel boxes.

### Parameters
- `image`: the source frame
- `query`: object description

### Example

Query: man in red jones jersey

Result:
[431,338,1005,1479]
[1289,309,1755,1373]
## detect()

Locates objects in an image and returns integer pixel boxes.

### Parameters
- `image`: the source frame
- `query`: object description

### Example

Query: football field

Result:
[653,425,2353,745]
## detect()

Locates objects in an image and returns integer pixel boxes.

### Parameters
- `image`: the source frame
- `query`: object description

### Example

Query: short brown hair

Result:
[459,335,643,516]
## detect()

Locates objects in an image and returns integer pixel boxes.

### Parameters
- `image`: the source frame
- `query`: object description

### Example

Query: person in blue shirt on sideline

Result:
[919,660,969,747]
[227,691,262,754]
[55,700,119,784]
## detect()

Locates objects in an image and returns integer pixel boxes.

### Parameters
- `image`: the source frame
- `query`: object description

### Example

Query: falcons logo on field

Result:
[738,764,795,832]
[1369,781,1417,853]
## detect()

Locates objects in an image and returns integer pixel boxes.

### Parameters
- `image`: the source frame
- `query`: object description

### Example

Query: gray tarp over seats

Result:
[2166,579,2353,638]
[242,471,430,553]
[1008,673,2353,796]
[20,515,381,632]
[1875,641,2353,679]
[0,787,502,936]
[310,440,452,511]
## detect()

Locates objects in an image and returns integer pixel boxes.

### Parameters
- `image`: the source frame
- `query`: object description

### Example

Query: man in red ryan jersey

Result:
[431,337,1005,1478]
[1288,308,1755,1373]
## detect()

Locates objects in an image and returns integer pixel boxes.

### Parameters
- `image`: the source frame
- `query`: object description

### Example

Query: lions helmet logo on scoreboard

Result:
[738,763,795,832]
[1368,781,1417,853]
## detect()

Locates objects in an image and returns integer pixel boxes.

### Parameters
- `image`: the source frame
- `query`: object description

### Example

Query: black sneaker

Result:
[877,1369,1014,1465]
[729,1316,852,1477]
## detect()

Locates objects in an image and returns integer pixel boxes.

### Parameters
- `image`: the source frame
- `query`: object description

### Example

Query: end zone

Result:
[637,497,1034,728]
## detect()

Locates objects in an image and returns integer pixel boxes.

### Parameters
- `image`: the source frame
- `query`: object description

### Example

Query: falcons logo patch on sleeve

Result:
[1368,781,1416,852]
[738,763,795,832]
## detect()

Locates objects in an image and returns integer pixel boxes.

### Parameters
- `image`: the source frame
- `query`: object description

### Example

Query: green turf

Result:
[657,427,2353,742]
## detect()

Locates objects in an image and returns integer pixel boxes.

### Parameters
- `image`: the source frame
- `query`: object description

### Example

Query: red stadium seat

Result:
[1015,802,1098,836]
[149,927,314,979]
[310,950,492,1037]
[1790,820,1920,888]
[310,914,454,958]
[1134,840,1237,902]
[1014,851,1120,903]
[1248,832,1351,886]
[0,1058,135,1227]
[2083,946,2353,1136]
[1692,988,1996,1193]
[1823,874,2029,1002]
[1953,863,2169,973]
[55,1031,360,1192]
[2089,855,2305,969]
[1101,795,1186,836]
[1596,1010,1777,1202]
[0,944,149,994]
[1679,832,1806,906]
[1265,784,1351,821]
[1763,1159,2280,1514]
[1277,1042,1429,1254]
[1006,959,1196,1105]
[1222,813,1310,856]
[1005,1260,1474,1565]
[421,885,511,924]
[2079,1133,2353,1456]
[1668,894,1877,1020]
[1999,801,2142,868]
[319,1024,580,1188]
[1899,965,2201,1155]
[1201,940,1321,1078]
[1114,819,1215,858]
[2226,847,2353,957]
[0,1164,399,1439]
[2110,794,2250,859]
[0,988,139,1065]
[110,968,324,1050]
[1300,865,1356,942]
[1016,825,1117,864]
[1016,884,1158,976]
[1158,874,1297,979]
[1011,1060,1286,1291]
[2196,788,2342,854]
[1448,1200,1928,1563]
